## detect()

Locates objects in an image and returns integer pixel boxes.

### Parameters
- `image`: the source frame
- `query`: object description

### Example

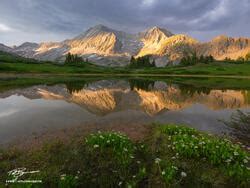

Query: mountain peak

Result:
[211,35,230,42]
[146,26,174,37]
[17,42,38,48]
[91,24,112,32]
[76,24,115,39]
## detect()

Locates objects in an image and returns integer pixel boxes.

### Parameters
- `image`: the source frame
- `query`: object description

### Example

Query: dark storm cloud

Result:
[0,0,249,45]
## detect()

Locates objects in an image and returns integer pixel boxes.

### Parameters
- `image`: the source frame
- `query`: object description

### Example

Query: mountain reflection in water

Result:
[62,80,250,115]
[0,78,250,144]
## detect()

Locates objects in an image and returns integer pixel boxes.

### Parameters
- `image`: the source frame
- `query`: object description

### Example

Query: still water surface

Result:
[0,78,250,144]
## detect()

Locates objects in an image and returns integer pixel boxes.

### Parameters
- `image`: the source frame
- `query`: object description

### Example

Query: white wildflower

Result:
[173,166,178,170]
[94,144,99,148]
[100,135,104,139]
[233,151,239,156]
[181,172,187,177]
[161,170,166,175]
[60,174,66,180]
[155,158,161,164]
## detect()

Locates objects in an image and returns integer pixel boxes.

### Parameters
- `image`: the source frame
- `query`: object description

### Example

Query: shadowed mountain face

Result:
[0,80,249,116]
[0,43,13,53]
[1,25,250,66]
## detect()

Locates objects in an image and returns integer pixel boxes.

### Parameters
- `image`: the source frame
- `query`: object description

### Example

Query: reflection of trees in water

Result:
[223,110,250,146]
[66,81,88,94]
[128,79,155,91]
[178,84,211,97]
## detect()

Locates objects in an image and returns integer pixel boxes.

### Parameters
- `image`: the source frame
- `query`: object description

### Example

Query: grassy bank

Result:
[0,76,104,92]
[0,124,249,187]
[1,61,250,76]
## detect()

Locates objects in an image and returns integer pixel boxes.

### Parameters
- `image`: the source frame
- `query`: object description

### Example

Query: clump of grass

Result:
[160,124,198,136]
[160,124,250,182]
[154,158,178,184]
[85,131,135,166]
[223,110,250,144]
[59,174,79,188]
[82,131,147,187]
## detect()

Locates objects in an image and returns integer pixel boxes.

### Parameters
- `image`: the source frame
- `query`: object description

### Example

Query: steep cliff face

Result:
[156,34,198,60]
[136,27,173,57]
[197,35,250,60]
[67,25,122,55]
[68,25,141,56]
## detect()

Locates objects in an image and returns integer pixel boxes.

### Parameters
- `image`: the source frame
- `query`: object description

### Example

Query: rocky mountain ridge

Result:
[1,24,250,66]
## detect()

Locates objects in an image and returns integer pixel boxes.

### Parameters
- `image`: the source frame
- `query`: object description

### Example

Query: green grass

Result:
[0,76,104,92]
[1,49,250,76]
[135,62,250,76]
[160,124,249,181]
[0,124,249,187]
[1,55,250,76]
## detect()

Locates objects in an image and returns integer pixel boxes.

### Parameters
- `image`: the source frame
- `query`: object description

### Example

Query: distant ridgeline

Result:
[1,25,250,67]
[180,51,250,66]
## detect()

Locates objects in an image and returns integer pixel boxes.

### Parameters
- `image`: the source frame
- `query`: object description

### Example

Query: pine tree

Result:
[151,59,156,67]
[208,55,214,63]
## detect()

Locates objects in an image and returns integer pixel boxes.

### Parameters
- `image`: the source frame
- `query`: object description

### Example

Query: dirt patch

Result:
[7,122,151,150]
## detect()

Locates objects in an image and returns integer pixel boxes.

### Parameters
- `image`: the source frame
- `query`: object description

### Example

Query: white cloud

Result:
[141,0,156,7]
[0,23,12,32]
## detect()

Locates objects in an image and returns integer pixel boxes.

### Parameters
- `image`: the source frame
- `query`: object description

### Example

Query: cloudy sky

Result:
[0,0,249,46]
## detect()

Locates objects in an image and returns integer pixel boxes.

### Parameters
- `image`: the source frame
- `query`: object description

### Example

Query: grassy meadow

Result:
[1,49,250,76]
[1,61,250,76]
[0,124,249,187]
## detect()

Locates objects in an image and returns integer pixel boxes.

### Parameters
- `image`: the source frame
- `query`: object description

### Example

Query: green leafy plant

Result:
[160,124,250,181]
[85,131,134,166]
[58,174,79,188]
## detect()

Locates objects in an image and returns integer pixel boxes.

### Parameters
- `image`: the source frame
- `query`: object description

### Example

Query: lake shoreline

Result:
[1,73,250,79]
